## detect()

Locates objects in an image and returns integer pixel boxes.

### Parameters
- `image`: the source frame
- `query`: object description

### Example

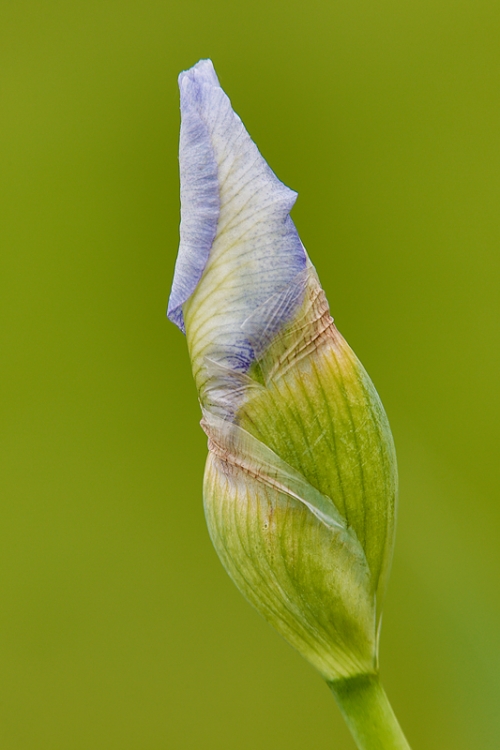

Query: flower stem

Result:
[327,674,412,750]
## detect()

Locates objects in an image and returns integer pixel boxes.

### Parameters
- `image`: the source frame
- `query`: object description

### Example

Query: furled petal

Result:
[167,59,307,393]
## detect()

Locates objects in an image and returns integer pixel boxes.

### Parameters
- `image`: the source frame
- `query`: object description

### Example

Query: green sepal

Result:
[203,414,377,680]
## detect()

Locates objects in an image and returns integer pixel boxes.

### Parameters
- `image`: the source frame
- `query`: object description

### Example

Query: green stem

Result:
[327,674,411,750]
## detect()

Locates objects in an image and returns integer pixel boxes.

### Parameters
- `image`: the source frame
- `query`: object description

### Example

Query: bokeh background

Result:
[1,0,500,747]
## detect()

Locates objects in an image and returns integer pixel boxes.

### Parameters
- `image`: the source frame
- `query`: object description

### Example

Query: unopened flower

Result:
[168,60,397,684]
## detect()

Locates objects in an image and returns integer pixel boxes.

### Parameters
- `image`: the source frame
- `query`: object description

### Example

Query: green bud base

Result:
[327,674,411,750]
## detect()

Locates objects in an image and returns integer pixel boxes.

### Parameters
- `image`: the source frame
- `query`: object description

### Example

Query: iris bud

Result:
[168,60,397,684]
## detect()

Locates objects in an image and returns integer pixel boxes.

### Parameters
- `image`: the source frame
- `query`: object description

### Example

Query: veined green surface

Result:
[238,278,396,604]
[204,434,377,681]
[198,269,396,683]
[1,0,500,748]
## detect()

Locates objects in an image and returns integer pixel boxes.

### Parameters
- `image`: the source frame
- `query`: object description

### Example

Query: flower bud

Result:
[168,60,397,682]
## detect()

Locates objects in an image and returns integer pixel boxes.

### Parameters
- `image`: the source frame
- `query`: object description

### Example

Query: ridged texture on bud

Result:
[168,59,397,682]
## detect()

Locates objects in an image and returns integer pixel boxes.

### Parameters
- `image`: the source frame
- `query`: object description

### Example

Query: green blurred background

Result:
[1,0,499,747]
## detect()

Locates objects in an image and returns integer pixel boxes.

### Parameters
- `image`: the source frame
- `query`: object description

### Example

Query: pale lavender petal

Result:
[168,59,307,384]
[167,61,221,332]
